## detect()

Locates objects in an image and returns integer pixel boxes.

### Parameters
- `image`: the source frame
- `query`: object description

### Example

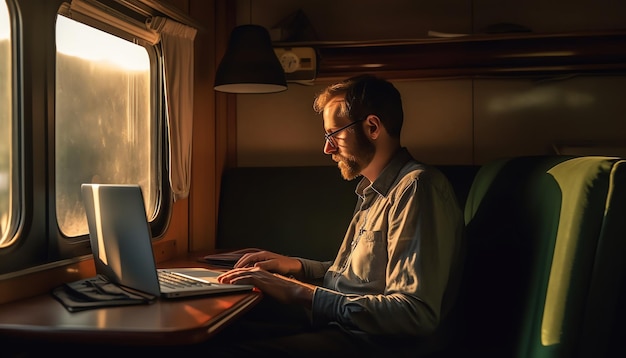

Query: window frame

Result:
[0,0,23,249]
[51,7,173,259]
[0,0,173,275]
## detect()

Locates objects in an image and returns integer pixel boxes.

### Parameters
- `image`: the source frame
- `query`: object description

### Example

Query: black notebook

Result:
[200,248,262,268]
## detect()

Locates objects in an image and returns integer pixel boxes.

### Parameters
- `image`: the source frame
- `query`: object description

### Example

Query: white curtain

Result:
[148,17,198,201]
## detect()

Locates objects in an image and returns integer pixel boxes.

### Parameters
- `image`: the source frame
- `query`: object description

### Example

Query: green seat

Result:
[216,166,357,261]
[456,156,625,357]
[216,165,479,261]
[578,158,626,357]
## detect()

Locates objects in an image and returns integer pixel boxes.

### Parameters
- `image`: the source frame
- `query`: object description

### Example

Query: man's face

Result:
[322,100,375,180]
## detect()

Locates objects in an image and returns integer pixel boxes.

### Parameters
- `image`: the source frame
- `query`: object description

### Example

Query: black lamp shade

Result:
[214,25,287,93]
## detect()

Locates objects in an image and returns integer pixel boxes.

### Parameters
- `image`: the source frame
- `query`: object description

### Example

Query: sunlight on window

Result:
[55,15,156,237]
[56,15,149,71]
[0,0,15,247]
[0,1,9,40]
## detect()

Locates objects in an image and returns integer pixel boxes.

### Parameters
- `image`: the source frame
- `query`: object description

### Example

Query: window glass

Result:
[0,0,15,247]
[55,15,156,238]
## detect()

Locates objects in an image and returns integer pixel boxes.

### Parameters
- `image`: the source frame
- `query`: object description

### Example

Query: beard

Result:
[335,156,361,180]
[333,128,375,180]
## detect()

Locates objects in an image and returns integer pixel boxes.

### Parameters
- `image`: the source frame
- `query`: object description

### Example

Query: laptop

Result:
[81,183,254,299]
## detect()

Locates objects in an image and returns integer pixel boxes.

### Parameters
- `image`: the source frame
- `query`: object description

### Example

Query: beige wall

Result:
[473,76,626,163]
[236,79,476,166]
[237,76,626,166]
[235,0,626,166]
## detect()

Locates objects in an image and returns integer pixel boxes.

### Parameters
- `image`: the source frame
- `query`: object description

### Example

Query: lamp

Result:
[214,24,287,93]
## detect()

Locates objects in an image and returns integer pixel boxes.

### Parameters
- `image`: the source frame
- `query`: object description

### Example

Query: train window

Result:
[0,0,17,248]
[55,14,158,238]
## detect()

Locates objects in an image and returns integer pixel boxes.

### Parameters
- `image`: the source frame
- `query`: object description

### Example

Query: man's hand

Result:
[234,250,303,277]
[217,267,315,308]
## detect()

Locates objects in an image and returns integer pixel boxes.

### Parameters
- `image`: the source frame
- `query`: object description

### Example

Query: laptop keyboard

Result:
[158,270,212,289]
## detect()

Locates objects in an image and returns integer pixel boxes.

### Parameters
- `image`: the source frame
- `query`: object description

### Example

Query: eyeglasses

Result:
[324,118,365,148]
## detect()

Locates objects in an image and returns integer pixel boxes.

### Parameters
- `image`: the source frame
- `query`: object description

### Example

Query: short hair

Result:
[313,74,404,138]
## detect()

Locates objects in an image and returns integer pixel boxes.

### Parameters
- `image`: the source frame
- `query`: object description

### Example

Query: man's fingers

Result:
[234,251,272,268]
[217,267,251,283]
[253,259,278,271]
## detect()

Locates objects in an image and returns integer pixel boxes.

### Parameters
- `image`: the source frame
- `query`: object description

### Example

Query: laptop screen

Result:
[81,183,162,297]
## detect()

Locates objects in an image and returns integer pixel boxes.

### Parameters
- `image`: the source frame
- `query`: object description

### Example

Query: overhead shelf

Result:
[277,30,626,81]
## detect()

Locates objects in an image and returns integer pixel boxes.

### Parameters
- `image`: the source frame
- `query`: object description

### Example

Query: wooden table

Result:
[0,255,262,346]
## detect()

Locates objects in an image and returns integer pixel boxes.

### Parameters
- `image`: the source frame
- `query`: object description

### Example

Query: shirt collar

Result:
[356,147,414,197]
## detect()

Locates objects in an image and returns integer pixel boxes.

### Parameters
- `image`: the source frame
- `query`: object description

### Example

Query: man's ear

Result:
[364,115,382,140]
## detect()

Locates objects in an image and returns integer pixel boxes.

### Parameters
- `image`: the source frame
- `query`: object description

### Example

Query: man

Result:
[216,74,465,356]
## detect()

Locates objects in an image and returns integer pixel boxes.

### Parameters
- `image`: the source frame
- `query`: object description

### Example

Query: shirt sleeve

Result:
[311,177,464,336]
[297,258,333,280]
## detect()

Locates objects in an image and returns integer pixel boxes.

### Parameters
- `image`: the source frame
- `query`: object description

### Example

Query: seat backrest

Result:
[457,155,624,357]
[216,165,479,261]
[216,166,357,261]
[578,158,626,357]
